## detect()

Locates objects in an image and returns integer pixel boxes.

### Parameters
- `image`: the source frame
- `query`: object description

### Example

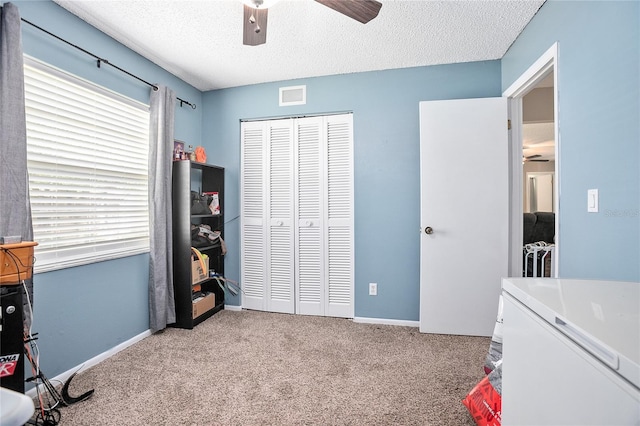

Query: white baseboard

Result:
[353,316,419,328]
[224,304,242,311]
[221,307,417,326]
[26,329,152,399]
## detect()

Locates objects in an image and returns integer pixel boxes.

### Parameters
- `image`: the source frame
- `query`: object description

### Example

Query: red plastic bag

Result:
[462,376,502,426]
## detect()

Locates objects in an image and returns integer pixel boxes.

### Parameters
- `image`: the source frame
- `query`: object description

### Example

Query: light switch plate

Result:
[588,189,598,212]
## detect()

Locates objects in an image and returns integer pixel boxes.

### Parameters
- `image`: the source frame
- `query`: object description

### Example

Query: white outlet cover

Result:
[369,283,377,296]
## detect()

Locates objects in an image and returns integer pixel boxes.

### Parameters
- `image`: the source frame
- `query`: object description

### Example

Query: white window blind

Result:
[23,57,151,273]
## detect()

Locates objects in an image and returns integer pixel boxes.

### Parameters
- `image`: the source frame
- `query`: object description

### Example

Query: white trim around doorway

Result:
[503,42,560,277]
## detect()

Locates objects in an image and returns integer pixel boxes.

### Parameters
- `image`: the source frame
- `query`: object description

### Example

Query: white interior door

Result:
[267,120,296,313]
[295,114,354,318]
[324,114,354,318]
[241,119,296,313]
[526,172,554,213]
[295,117,324,315]
[419,97,509,336]
[241,121,267,311]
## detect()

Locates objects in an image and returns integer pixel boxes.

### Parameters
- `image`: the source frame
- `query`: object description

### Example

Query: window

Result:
[23,57,150,273]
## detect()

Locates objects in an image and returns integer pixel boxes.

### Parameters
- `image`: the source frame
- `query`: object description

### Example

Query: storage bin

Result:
[191,256,209,285]
[192,293,215,318]
[0,242,37,285]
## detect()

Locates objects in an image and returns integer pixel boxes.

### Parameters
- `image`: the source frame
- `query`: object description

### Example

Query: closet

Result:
[240,113,353,318]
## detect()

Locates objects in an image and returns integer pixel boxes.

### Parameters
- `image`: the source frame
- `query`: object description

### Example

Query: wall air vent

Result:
[279,85,306,106]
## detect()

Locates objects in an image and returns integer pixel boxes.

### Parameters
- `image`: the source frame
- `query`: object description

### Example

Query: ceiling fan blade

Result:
[243,5,268,46]
[314,0,382,24]
[523,154,550,162]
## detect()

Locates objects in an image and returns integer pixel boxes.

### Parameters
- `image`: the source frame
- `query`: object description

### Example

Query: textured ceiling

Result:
[53,0,545,91]
[523,122,554,160]
[523,72,555,161]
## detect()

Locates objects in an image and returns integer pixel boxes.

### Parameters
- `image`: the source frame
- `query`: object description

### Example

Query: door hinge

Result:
[507,119,512,130]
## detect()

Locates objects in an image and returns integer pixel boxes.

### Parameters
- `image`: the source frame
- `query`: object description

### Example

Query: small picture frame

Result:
[173,140,185,161]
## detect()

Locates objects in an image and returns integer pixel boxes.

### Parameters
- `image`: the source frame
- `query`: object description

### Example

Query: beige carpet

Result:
[41,310,489,425]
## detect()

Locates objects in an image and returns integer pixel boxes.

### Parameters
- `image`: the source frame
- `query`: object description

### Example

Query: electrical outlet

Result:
[369,283,377,296]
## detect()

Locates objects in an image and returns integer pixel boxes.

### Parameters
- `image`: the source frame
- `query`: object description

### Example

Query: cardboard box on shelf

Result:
[192,293,215,318]
[0,241,38,285]
[191,256,209,284]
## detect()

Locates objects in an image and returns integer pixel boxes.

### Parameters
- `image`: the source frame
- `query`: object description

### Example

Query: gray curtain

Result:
[148,85,176,332]
[0,3,34,328]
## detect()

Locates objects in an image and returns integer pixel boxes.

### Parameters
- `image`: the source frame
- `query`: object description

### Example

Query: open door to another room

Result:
[504,43,559,278]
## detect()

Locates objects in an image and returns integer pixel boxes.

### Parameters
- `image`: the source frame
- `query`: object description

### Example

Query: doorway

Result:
[523,72,555,215]
[504,43,559,278]
[417,43,559,336]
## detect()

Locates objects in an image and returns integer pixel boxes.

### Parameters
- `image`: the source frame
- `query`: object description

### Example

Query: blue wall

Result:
[8,0,203,378]
[201,62,503,320]
[502,0,640,281]
[5,0,638,382]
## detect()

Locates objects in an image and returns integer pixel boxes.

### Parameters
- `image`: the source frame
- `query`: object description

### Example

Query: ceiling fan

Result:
[523,154,549,162]
[242,0,383,46]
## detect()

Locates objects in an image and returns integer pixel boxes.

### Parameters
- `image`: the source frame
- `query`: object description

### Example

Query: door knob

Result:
[424,226,434,235]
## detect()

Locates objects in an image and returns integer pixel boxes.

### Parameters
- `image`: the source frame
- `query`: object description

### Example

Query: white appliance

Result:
[501,277,640,425]
[0,387,34,426]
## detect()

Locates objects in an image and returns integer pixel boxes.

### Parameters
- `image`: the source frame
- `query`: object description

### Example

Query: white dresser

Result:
[501,278,640,425]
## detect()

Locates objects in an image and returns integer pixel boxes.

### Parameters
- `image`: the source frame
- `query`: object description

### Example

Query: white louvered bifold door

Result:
[295,117,325,315]
[241,114,353,318]
[267,121,295,313]
[241,121,267,311]
[324,114,354,318]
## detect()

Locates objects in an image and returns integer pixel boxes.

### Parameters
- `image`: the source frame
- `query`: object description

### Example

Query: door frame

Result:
[503,42,560,277]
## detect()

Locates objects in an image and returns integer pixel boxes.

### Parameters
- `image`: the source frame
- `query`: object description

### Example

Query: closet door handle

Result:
[424,226,434,235]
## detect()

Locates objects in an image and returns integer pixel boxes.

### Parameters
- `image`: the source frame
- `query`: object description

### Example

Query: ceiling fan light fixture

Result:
[243,3,269,45]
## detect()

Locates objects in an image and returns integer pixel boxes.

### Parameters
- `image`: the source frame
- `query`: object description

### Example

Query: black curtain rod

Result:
[20,17,196,110]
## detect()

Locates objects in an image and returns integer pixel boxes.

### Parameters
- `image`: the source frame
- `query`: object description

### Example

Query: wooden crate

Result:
[0,242,37,285]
